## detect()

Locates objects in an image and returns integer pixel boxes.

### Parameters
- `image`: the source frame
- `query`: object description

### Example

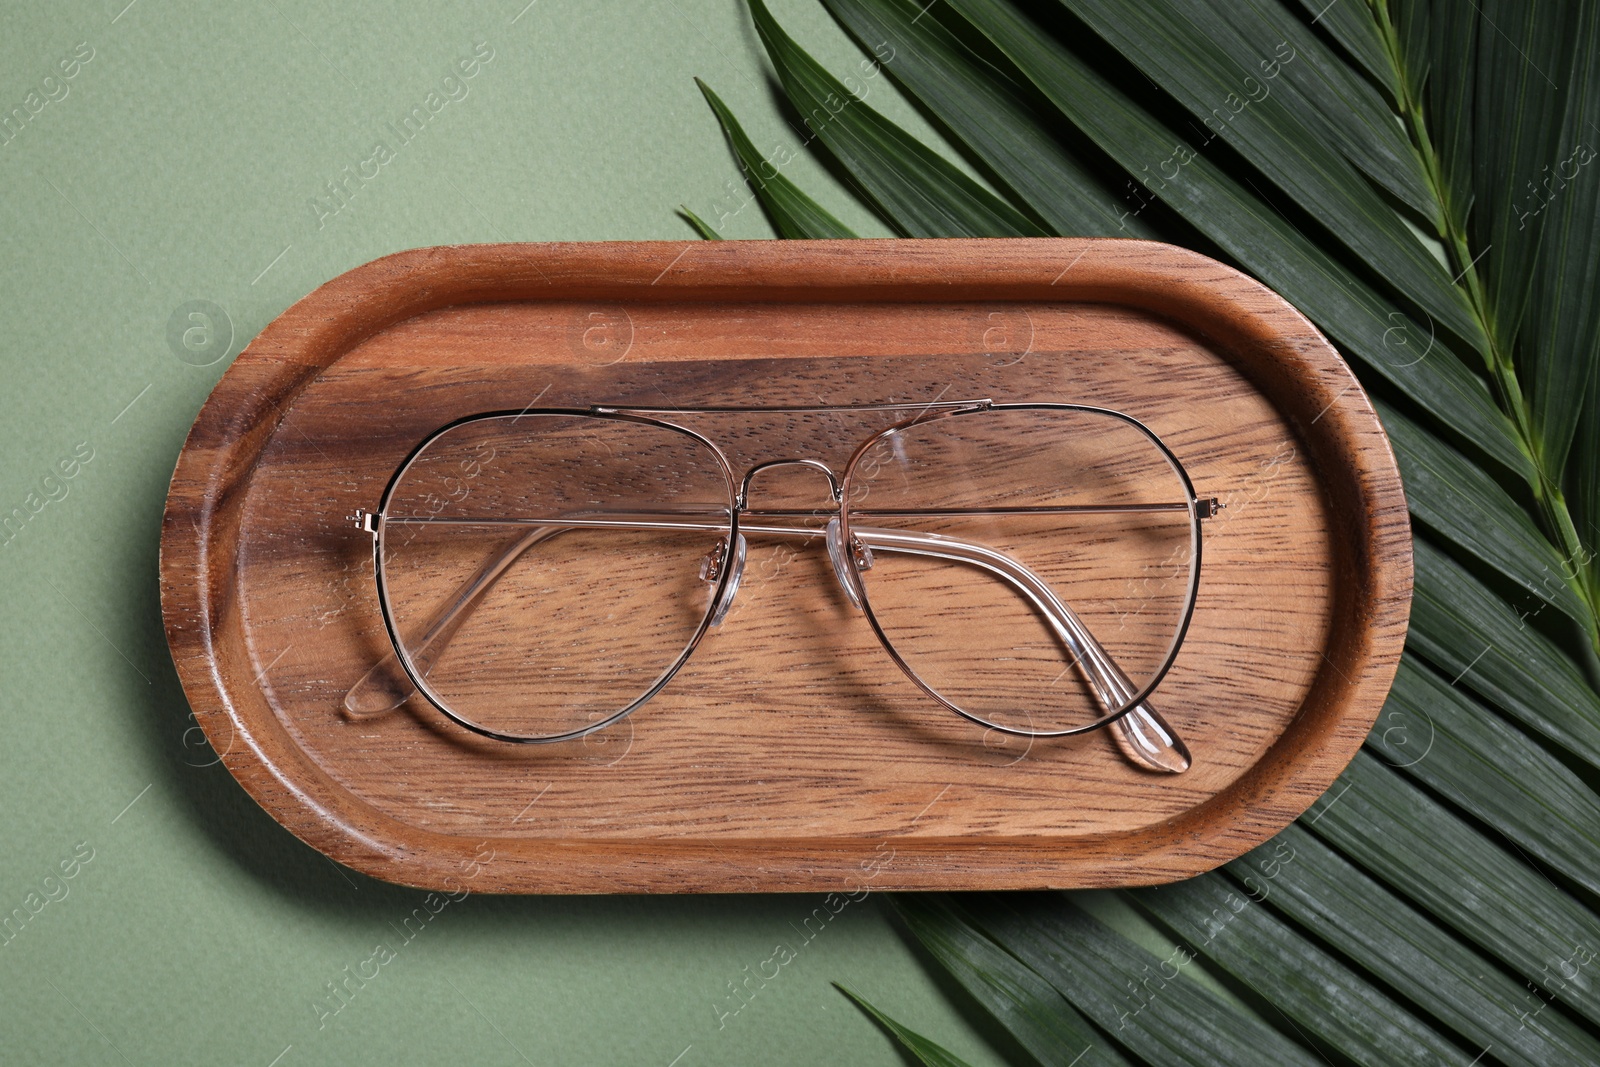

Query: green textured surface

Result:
[0,2,1008,1063]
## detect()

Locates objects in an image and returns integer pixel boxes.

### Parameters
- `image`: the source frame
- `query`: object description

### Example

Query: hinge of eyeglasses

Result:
[1196,497,1223,520]
[349,508,377,535]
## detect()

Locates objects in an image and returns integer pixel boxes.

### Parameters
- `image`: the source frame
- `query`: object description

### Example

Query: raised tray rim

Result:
[158,237,1412,893]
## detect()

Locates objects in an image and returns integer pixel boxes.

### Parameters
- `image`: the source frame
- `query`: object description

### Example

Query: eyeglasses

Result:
[345,400,1217,773]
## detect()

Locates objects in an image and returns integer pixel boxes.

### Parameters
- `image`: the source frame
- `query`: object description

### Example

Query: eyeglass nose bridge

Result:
[735,458,842,509]
[727,458,871,613]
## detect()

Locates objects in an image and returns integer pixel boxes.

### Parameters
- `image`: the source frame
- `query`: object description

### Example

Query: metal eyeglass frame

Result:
[347,399,1217,774]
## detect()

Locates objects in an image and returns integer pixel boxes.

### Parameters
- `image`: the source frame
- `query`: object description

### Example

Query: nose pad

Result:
[825,517,872,611]
[699,533,747,627]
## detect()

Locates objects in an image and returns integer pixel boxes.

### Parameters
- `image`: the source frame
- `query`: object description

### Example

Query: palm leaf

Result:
[678,204,725,239]
[892,896,1129,1067]
[1578,406,1600,608]
[1183,0,1438,223]
[1467,1,1576,360]
[1290,0,1398,101]
[1522,0,1600,480]
[972,894,1325,1066]
[1305,752,1600,1028]
[821,0,1151,237]
[826,0,1537,482]
[1379,398,1588,623]
[941,0,1532,481]
[694,78,857,238]
[747,0,1045,238]
[1399,0,1476,237]
[1386,0,1429,123]
[695,79,857,239]
[1059,0,1479,347]
[1230,824,1600,1066]
[1372,654,1600,896]
[837,985,981,1067]
[1129,874,1478,1066]
[694,81,857,244]
[1407,539,1600,769]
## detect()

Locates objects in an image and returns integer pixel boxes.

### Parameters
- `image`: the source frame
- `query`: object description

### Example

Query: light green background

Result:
[0,2,1021,1064]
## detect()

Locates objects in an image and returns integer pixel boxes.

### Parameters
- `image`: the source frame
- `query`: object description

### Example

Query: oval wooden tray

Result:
[159,238,1410,893]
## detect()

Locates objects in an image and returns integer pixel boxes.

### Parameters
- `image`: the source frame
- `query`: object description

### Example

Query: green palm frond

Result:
[690,0,1600,1061]
[750,0,1046,237]
[837,984,985,1067]
[696,78,858,239]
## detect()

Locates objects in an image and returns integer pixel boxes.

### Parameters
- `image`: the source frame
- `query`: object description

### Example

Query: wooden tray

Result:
[159,238,1411,893]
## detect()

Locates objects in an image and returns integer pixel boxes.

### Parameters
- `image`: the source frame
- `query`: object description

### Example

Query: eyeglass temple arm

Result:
[345,523,565,717]
[345,515,1190,773]
[848,526,1190,773]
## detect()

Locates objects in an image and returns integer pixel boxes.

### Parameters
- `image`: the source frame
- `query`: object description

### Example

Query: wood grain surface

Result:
[158,238,1412,893]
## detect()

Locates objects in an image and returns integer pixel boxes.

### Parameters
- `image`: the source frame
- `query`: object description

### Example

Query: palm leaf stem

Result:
[1370,0,1599,647]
